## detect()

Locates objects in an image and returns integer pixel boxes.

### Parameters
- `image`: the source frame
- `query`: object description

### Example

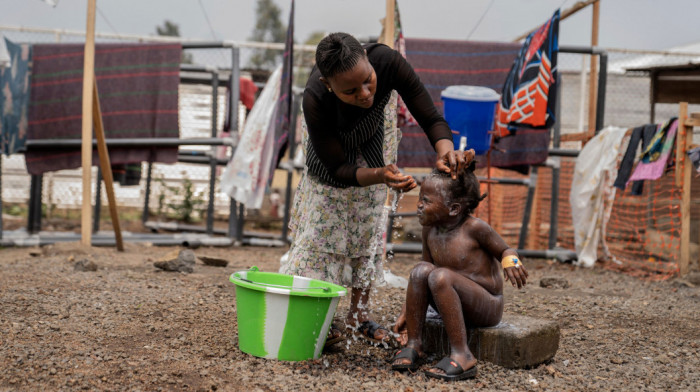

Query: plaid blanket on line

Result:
[25,43,181,175]
[398,38,520,167]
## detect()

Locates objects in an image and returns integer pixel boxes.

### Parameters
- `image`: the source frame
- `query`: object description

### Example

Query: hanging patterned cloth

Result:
[268,0,295,182]
[626,118,679,184]
[495,9,560,139]
[24,42,181,175]
[0,39,32,155]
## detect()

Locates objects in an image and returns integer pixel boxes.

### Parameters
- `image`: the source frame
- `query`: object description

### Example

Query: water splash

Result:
[368,190,403,273]
[341,190,406,349]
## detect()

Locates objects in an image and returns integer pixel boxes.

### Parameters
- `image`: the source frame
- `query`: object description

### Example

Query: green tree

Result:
[295,30,326,88]
[248,0,287,70]
[155,20,193,64]
[300,30,325,65]
[156,20,181,37]
[155,173,205,223]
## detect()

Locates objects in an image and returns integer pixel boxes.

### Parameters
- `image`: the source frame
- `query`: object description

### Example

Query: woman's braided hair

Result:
[315,32,366,78]
[430,160,487,216]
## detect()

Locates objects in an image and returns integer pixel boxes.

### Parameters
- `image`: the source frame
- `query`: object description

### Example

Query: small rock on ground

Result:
[198,256,229,267]
[154,249,195,273]
[684,271,700,285]
[539,276,570,289]
[74,258,98,272]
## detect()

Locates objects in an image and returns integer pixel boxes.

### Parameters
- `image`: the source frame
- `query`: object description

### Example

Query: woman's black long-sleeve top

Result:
[302,43,452,186]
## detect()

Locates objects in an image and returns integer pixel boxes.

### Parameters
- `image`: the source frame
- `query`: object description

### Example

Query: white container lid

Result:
[440,85,500,102]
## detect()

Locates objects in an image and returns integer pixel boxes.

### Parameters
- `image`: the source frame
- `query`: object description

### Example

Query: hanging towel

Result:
[0,38,32,155]
[24,42,181,175]
[613,123,657,191]
[570,126,629,268]
[495,9,560,139]
[220,66,282,209]
[396,38,521,167]
[626,118,678,184]
[639,118,676,164]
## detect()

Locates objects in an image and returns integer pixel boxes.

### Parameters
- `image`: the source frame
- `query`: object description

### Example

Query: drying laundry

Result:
[640,118,676,163]
[495,9,560,139]
[268,0,295,182]
[626,118,678,184]
[396,38,520,167]
[24,42,182,175]
[0,39,32,155]
[570,126,629,268]
[220,66,282,209]
[613,123,657,192]
[688,146,700,175]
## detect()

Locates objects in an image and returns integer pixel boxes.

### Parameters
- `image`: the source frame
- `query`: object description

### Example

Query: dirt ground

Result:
[1,242,699,392]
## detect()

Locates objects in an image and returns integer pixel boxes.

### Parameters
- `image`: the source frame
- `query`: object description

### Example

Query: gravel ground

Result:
[1,242,699,391]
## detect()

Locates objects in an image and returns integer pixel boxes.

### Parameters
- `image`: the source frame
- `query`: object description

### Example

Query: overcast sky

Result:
[1,0,699,52]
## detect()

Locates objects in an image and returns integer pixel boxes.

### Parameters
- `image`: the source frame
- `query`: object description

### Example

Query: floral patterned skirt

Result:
[279,91,400,289]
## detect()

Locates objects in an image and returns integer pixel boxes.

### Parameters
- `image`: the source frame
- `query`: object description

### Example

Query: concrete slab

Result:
[422,313,560,369]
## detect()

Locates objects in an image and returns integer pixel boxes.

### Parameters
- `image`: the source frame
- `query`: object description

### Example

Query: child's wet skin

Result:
[392,165,527,377]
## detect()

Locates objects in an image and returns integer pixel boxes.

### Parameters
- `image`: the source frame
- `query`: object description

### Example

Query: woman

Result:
[280,32,471,346]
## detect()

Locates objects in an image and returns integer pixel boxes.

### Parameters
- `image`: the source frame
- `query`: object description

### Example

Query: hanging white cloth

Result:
[570,126,629,267]
[220,66,282,209]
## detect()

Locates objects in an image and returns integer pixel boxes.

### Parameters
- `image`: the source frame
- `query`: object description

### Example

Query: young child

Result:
[391,159,528,381]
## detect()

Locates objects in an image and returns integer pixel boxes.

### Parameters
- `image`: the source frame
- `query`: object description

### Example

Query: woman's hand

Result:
[434,139,475,180]
[436,148,476,180]
[379,164,416,192]
[357,165,415,190]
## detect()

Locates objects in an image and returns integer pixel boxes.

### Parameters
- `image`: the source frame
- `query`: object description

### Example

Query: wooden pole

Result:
[586,0,600,137]
[694,115,700,273]
[382,0,399,254]
[383,0,396,208]
[384,0,395,49]
[676,104,686,187]
[678,102,692,276]
[486,145,492,225]
[92,81,124,251]
[379,0,397,263]
[527,170,542,249]
[513,0,598,42]
[80,0,97,246]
